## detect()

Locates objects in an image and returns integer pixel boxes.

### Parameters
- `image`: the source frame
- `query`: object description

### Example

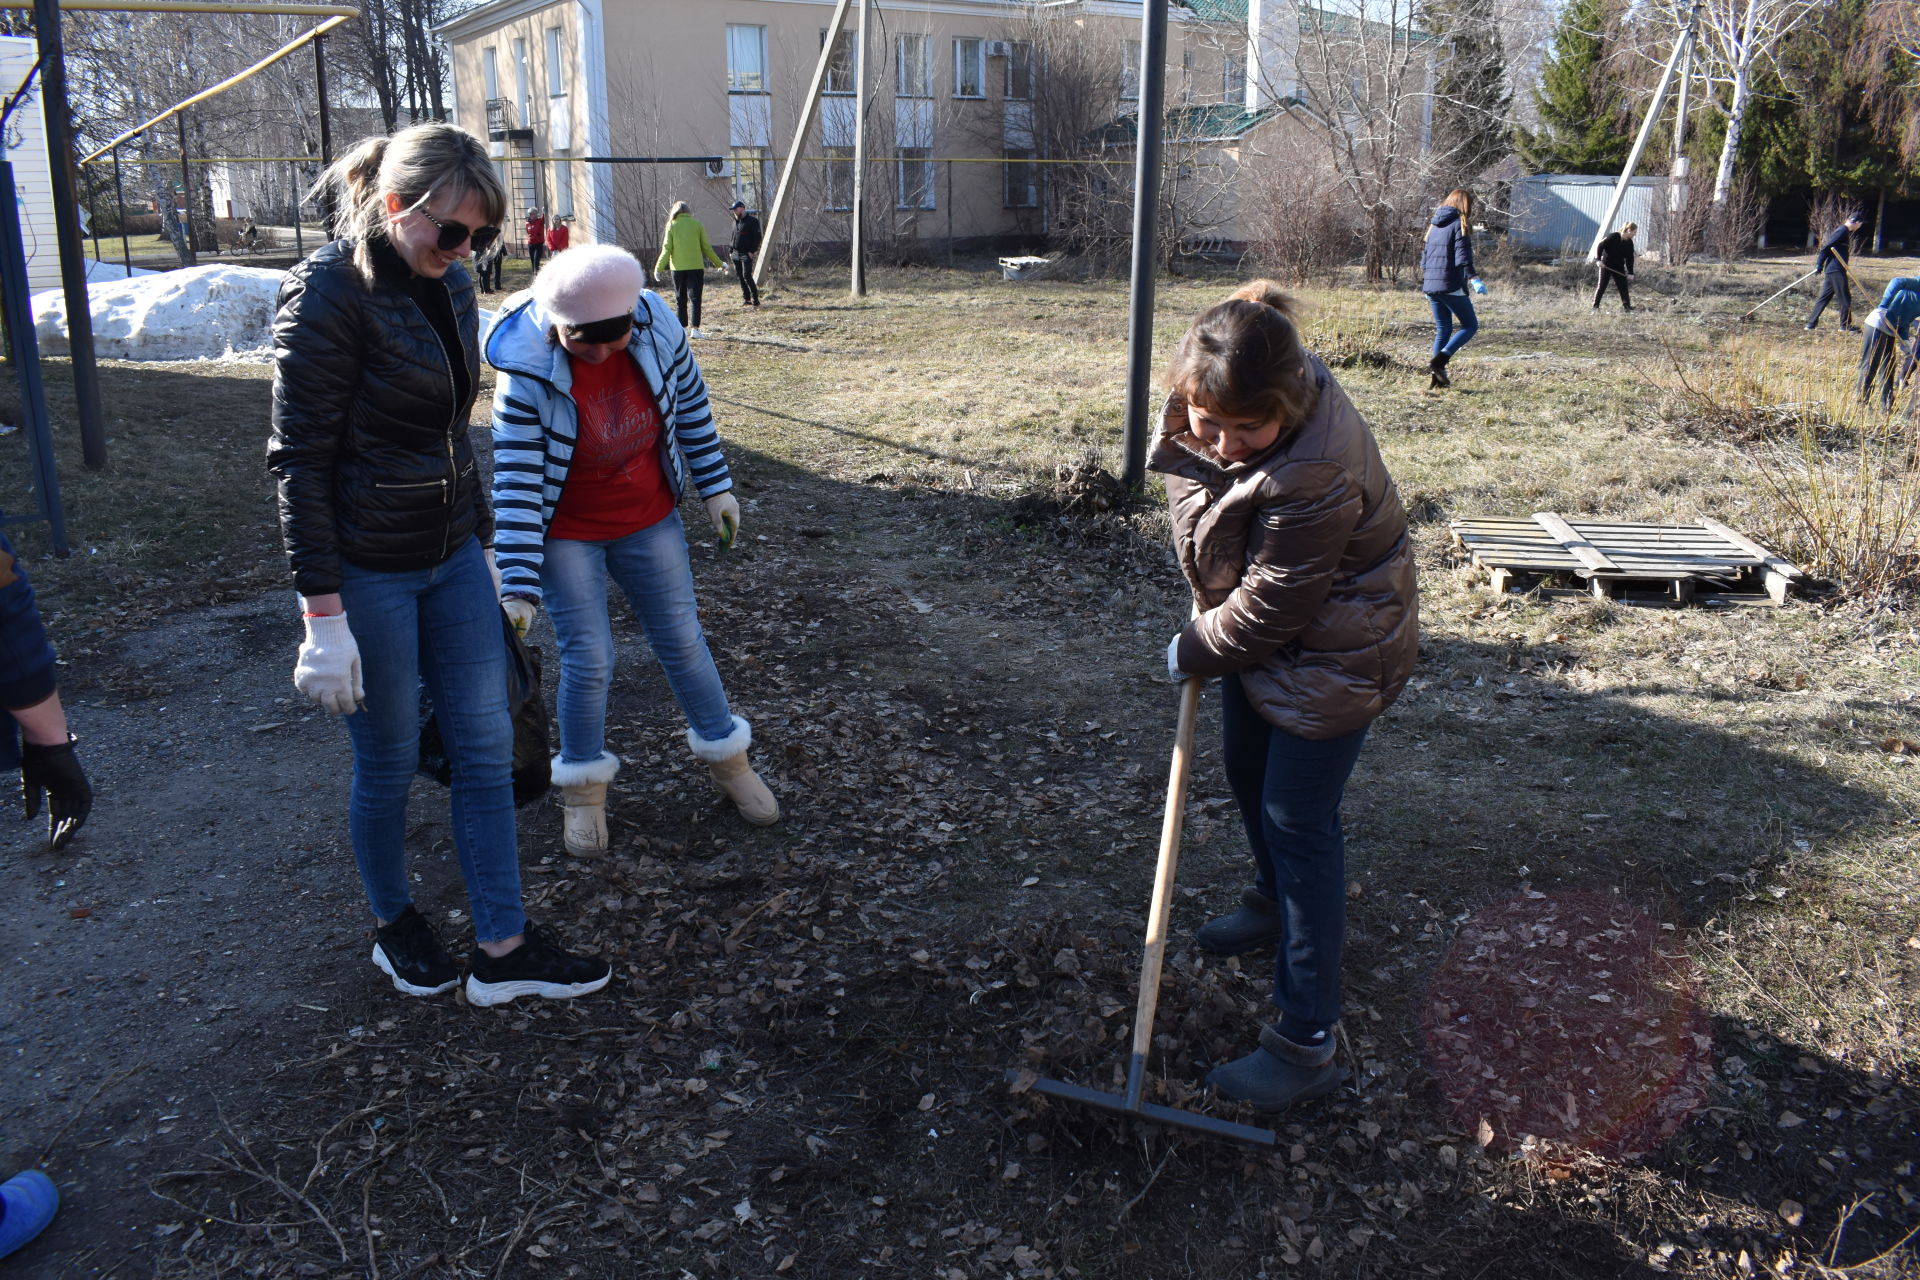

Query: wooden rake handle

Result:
[1123,676,1202,1111]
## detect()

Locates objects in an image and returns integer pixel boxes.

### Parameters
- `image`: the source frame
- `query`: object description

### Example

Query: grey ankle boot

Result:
[1206,1023,1346,1112]
[1195,887,1283,956]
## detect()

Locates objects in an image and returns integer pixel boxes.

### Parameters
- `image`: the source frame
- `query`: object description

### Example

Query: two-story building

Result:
[432,0,1306,257]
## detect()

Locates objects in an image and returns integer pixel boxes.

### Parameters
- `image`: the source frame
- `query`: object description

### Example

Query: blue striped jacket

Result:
[484,288,733,601]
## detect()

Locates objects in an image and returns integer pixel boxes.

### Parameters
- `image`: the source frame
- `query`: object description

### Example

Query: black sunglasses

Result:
[564,314,633,345]
[416,205,501,254]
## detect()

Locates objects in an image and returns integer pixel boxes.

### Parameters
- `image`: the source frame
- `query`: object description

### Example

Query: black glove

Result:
[21,735,91,851]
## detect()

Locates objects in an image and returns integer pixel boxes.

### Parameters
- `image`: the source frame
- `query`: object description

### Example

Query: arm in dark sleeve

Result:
[1174,463,1362,676]
[0,531,58,712]
[266,265,364,597]
[1457,227,1476,280]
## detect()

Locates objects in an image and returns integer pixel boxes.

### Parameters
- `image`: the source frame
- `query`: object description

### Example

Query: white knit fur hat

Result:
[532,243,647,326]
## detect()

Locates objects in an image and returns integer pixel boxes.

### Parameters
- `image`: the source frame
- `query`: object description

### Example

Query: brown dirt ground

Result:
[2,259,1916,1280]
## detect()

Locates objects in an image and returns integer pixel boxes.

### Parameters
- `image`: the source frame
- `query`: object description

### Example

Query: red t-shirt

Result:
[549,354,675,541]
[548,223,570,252]
[526,216,545,248]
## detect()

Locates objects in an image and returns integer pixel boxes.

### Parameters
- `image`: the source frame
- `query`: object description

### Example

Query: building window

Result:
[896,148,934,209]
[728,24,768,93]
[482,46,499,101]
[896,33,930,98]
[512,36,531,123]
[824,146,854,210]
[546,26,566,98]
[1223,49,1246,104]
[1005,41,1033,100]
[1003,148,1037,208]
[954,38,984,98]
[822,27,856,94]
[731,146,770,209]
[553,159,574,216]
[1120,39,1140,101]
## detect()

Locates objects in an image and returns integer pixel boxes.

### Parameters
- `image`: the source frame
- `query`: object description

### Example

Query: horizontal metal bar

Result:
[82,155,321,164]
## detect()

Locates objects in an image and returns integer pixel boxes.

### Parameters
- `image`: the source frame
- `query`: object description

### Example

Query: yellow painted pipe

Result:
[80,10,353,163]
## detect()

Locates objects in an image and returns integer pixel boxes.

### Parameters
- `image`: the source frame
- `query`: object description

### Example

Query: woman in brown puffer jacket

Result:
[1150,280,1418,1112]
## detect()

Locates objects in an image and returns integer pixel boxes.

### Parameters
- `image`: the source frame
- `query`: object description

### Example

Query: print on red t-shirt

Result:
[549,353,676,541]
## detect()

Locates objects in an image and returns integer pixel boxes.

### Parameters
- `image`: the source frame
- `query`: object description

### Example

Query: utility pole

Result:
[755,0,855,290]
[850,0,869,298]
[1591,3,1699,260]
[1120,0,1169,493]
[33,0,109,469]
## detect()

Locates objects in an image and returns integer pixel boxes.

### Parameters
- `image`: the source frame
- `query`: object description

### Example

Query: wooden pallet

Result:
[1449,513,1806,606]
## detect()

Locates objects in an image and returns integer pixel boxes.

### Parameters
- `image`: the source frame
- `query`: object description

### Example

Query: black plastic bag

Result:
[418,610,551,807]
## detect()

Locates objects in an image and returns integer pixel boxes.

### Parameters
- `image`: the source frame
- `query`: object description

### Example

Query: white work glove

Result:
[501,596,536,637]
[1166,635,1190,682]
[484,546,504,596]
[294,612,364,715]
[704,491,741,549]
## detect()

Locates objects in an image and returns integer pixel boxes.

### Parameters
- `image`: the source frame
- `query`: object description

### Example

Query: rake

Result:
[1006,677,1277,1146]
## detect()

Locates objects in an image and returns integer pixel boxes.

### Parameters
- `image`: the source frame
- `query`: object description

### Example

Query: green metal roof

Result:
[1093,102,1291,148]
[1175,0,1250,20]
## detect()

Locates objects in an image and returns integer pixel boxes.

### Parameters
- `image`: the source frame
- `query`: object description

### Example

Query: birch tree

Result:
[1667,0,1820,203]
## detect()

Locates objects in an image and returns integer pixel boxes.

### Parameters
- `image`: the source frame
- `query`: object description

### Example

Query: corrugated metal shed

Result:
[1510,174,1661,254]
[0,36,59,292]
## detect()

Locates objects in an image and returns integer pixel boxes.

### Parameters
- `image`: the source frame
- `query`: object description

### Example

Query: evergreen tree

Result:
[1427,0,1513,180]
[1515,0,1634,173]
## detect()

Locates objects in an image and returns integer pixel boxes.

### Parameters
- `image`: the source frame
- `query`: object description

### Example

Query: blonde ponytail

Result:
[308,121,505,282]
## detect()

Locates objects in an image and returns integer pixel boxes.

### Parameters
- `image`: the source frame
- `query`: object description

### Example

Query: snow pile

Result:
[32,264,283,361]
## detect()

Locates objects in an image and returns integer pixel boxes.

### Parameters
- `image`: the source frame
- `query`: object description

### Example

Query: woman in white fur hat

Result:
[484,242,779,854]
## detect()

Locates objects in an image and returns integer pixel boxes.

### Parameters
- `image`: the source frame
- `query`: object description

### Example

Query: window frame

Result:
[727,23,769,94]
[1005,40,1034,100]
[1002,148,1038,209]
[895,146,934,209]
[823,146,855,211]
[1120,38,1140,102]
[822,27,856,95]
[953,37,985,99]
[546,25,566,98]
[895,32,931,98]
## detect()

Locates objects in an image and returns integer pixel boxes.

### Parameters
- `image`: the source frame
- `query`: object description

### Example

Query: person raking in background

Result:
[655,200,725,338]
[269,121,610,1007]
[1593,222,1636,311]
[547,215,571,256]
[1152,280,1418,1112]
[1857,275,1920,410]
[525,207,547,275]
[3,524,92,851]
[1420,189,1485,389]
[486,243,778,854]
[1806,212,1864,332]
[728,199,762,308]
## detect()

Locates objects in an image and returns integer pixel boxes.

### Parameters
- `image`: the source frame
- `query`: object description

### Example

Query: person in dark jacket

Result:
[728,199,762,307]
[2,524,92,852]
[1857,276,1920,409]
[269,121,609,1007]
[1805,213,1864,331]
[1420,188,1483,388]
[1593,222,1636,311]
[1152,280,1418,1112]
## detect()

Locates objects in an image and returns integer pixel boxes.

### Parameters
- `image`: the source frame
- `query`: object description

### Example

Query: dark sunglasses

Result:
[564,314,633,345]
[416,205,501,254]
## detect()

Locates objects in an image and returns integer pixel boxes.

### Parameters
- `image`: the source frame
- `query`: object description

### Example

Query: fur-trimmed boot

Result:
[549,751,620,857]
[689,716,780,826]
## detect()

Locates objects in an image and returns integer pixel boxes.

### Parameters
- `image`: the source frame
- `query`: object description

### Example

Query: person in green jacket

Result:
[654,201,725,337]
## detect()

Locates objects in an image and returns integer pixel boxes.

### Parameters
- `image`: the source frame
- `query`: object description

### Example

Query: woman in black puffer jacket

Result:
[1420,188,1484,389]
[268,122,608,1008]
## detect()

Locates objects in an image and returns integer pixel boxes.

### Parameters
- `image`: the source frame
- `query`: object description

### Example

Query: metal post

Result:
[314,32,335,237]
[33,0,108,470]
[1668,36,1691,262]
[1590,3,1698,260]
[946,158,953,266]
[1120,0,1169,494]
[111,146,131,274]
[755,0,854,290]
[176,110,197,265]
[293,160,305,255]
[0,161,70,554]
[850,0,869,298]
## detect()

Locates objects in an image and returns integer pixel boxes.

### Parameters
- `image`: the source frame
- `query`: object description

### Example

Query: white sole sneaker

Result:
[370,943,458,997]
[464,972,611,1007]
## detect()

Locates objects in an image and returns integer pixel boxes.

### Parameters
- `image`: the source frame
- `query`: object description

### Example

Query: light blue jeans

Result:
[1427,291,1479,358]
[336,535,526,944]
[542,510,735,765]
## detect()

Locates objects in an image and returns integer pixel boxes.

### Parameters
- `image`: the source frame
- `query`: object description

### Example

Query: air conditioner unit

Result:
[704,158,734,179]
[985,40,1012,58]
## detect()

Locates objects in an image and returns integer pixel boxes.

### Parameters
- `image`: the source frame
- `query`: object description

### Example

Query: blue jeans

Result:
[336,535,526,943]
[1219,673,1369,1029]
[1428,291,1479,358]
[542,510,735,766]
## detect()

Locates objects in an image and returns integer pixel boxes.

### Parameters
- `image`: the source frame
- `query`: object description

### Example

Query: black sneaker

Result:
[372,906,459,996]
[465,923,611,1007]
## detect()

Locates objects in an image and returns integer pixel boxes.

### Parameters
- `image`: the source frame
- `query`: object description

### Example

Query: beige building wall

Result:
[438,0,1268,258]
